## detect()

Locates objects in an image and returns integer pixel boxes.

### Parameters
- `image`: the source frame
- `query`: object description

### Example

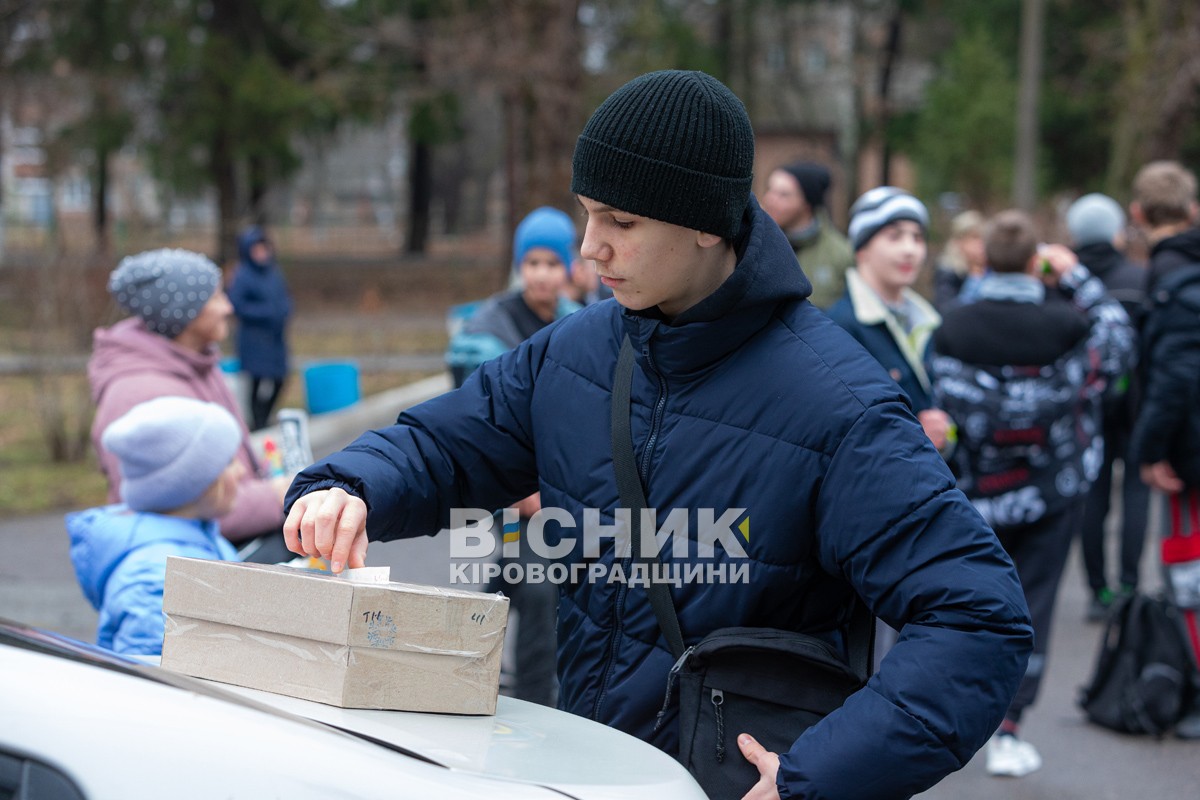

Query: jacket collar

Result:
[1151,226,1200,263]
[845,267,940,328]
[977,272,1045,304]
[1074,242,1121,281]
[845,268,939,392]
[620,196,811,378]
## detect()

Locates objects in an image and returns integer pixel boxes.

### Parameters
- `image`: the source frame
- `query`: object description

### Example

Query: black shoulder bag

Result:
[611,336,874,800]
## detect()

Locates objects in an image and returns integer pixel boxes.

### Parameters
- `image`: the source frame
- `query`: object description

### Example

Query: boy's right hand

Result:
[1035,243,1077,285]
[1141,460,1185,494]
[283,487,368,573]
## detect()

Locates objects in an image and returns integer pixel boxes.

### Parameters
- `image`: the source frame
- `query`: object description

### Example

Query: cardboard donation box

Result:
[160,557,509,714]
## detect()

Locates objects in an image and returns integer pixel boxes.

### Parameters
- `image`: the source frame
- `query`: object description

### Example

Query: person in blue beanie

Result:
[446,206,581,386]
[443,205,581,706]
[228,226,292,430]
[284,70,1032,800]
[66,396,244,655]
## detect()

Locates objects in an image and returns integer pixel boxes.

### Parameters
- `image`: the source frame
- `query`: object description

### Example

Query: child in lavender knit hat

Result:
[67,396,244,655]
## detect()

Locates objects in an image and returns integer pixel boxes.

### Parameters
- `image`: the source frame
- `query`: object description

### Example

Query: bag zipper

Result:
[653,645,694,734]
[712,688,726,762]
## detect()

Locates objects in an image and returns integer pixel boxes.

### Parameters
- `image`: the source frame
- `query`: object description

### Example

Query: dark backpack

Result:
[1078,592,1198,736]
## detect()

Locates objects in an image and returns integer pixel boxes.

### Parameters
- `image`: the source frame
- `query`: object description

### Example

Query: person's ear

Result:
[1189,200,1200,224]
[1129,201,1147,227]
[696,230,725,249]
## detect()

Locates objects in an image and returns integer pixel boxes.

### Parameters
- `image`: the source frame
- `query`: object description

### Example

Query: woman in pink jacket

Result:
[88,248,289,562]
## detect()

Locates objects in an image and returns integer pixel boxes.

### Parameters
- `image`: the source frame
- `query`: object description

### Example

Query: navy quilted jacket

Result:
[287,200,1032,799]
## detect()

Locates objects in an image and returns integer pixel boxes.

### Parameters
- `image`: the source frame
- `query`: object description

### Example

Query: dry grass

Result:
[0,375,109,515]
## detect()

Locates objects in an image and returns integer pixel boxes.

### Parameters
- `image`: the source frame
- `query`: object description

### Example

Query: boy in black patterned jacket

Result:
[931,209,1135,778]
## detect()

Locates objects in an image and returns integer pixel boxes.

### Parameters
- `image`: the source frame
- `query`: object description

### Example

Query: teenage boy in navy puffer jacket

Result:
[283,71,1034,800]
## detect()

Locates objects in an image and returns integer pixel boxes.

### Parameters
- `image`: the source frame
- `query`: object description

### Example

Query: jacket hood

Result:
[621,195,813,376]
[237,226,272,269]
[65,505,217,609]
[88,318,220,405]
[1152,227,1200,269]
[1074,241,1123,280]
[678,194,812,321]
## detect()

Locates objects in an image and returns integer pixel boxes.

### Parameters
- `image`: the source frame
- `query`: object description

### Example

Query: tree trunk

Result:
[1013,0,1044,210]
[878,11,903,187]
[516,0,582,215]
[248,153,269,226]
[503,86,520,285]
[1147,1,1200,159]
[210,0,246,264]
[213,131,238,265]
[406,139,432,255]
[93,144,109,255]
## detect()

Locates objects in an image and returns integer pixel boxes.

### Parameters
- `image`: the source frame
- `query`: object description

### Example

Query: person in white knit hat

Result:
[66,396,244,655]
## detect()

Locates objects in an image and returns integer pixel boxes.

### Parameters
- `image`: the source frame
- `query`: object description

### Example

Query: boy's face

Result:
[198,458,244,518]
[856,220,926,295]
[762,170,810,230]
[518,247,568,309]
[959,231,985,268]
[577,195,726,318]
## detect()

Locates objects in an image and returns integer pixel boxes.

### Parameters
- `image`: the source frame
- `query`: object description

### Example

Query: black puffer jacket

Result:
[1075,241,1146,427]
[1132,229,1200,485]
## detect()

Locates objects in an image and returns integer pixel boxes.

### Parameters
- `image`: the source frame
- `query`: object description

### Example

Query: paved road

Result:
[3,499,1196,796]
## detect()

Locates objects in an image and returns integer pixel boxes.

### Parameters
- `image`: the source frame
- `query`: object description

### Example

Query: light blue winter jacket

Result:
[66,505,239,655]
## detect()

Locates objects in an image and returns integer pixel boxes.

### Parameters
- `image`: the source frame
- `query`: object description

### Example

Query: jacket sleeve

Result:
[228,269,289,325]
[286,327,551,538]
[777,399,1033,799]
[445,331,510,381]
[1060,264,1137,381]
[1131,307,1200,465]
[105,550,169,656]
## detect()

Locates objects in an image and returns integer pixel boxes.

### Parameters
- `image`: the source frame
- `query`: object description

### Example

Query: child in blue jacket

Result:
[67,396,244,655]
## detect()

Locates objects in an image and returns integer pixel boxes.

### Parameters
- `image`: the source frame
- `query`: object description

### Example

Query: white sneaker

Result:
[986,733,1042,777]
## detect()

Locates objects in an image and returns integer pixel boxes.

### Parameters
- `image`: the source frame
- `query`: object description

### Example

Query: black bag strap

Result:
[612,336,687,660]
[610,335,874,680]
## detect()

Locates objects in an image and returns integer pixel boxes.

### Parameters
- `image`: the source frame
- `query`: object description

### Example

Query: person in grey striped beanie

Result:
[827,187,953,456]
[846,186,931,252]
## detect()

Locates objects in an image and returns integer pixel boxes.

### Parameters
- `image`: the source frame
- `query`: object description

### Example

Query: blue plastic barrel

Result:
[304,361,361,415]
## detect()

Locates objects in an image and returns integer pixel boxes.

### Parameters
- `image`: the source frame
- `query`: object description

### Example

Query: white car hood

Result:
[208,680,706,799]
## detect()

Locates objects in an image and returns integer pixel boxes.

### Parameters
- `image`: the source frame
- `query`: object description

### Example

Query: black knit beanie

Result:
[781,161,832,210]
[571,70,755,240]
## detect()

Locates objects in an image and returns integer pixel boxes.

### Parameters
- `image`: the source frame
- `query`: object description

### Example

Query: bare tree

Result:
[1107,0,1200,194]
[0,0,36,262]
[1013,0,1044,210]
